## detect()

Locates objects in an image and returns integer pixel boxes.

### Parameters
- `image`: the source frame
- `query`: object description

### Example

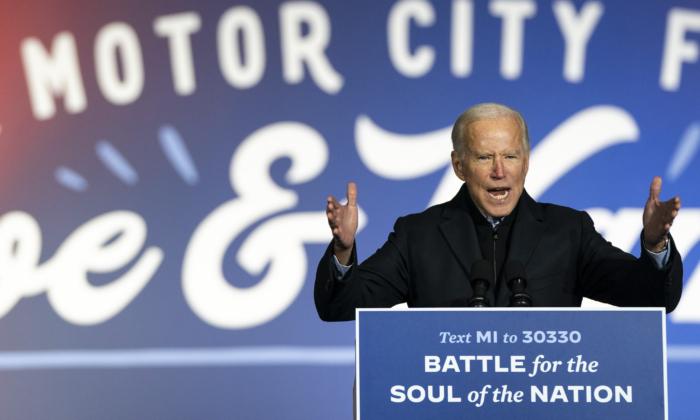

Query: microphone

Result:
[466,260,492,307]
[504,261,533,307]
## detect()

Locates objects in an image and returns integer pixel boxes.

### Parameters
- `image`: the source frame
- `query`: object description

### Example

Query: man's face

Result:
[451,116,529,218]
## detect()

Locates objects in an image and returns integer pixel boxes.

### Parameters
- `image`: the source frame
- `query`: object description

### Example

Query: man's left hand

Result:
[643,177,681,253]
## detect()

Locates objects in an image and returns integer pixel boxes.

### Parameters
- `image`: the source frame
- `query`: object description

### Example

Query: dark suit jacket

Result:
[315,184,683,321]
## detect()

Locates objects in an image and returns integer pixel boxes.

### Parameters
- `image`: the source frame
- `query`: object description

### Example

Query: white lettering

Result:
[489,0,537,80]
[0,211,163,325]
[94,22,145,105]
[217,6,266,89]
[531,385,547,402]
[391,385,406,402]
[279,1,344,94]
[407,385,426,402]
[477,331,491,343]
[615,386,632,403]
[153,12,202,96]
[552,1,604,83]
[476,355,493,371]
[425,355,440,372]
[442,355,460,372]
[511,355,526,372]
[477,385,490,407]
[568,385,584,402]
[594,386,612,403]
[388,0,436,78]
[428,385,444,402]
[459,355,475,371]
[181,121,366,329]
[550,385,568,402]
[495,356,509,372]
[660,8,700,91]
[451,0,474,77]
[20,32,87,120]
[448,386,461,402]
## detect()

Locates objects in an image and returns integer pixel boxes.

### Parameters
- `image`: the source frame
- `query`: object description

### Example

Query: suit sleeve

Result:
[314,217,412,321]
[578,211,683,312]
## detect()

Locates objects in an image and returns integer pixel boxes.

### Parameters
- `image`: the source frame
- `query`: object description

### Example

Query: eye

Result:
[478,156,489,161]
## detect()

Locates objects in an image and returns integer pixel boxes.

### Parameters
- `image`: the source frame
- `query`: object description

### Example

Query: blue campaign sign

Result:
[356,308,667,420]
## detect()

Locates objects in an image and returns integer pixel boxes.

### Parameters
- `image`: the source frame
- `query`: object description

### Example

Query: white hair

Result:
[451,103,530,157]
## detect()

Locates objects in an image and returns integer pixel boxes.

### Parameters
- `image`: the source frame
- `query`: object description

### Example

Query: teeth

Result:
[489,190,509,200]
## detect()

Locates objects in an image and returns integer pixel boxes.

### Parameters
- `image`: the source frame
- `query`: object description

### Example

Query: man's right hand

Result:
[326,182,358,265]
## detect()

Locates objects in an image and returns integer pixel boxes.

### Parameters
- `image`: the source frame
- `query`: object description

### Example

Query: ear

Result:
[523,150,530,176]
[451,151,466,182]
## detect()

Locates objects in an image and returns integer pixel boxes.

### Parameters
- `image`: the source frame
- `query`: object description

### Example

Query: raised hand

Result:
[643,177,681,252]
[326,182,359,265]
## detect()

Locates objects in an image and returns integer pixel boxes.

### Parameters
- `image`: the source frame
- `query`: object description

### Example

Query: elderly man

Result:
[315,103,683,321]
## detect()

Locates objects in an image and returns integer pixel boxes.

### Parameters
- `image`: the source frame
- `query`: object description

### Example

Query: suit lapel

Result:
[497,190,546,306]
[439,185,495,305]
[440,211,484,275]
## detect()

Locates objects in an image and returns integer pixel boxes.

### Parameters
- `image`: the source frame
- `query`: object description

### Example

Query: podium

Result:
[355,308,667,419]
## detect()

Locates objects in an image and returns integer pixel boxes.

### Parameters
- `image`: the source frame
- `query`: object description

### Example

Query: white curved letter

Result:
[387,0,436,78]
[183,122,339,329]
[525,106,639,200]
[44,211,163,325]
[0,212,44,317]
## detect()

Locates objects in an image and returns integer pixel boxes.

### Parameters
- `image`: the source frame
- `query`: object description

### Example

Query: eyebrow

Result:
[473,150,522,156]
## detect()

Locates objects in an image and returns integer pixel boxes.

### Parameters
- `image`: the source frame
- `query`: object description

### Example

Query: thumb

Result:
[649,177,662,201]
[347,182,358,206]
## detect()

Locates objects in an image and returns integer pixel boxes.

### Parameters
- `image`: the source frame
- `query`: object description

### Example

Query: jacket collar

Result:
[439,183,545,306]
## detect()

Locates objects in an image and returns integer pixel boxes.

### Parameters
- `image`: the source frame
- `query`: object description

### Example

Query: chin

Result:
[487,205,514,218]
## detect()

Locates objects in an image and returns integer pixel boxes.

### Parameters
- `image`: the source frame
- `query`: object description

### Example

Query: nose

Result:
[491,157,506,179]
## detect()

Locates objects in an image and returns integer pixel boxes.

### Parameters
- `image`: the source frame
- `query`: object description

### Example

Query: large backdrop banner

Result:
[0,0,699,418]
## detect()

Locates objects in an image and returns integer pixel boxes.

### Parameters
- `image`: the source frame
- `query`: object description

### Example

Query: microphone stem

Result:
[493,227,498,298]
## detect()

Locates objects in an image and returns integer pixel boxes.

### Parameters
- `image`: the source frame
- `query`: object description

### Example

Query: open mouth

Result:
[488,188,510,200]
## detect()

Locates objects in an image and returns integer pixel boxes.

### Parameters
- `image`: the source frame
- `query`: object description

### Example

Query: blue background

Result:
[0,0,699,419]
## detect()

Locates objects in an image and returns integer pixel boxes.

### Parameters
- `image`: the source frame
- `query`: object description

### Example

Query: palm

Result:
[326,183,359,262]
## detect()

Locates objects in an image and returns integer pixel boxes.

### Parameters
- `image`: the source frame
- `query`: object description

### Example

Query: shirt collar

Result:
[480,212,505,229]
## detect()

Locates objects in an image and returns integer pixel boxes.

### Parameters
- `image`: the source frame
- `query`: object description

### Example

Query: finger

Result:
[657,203,677,221]
[649,177,662,202]
[327,214,338,231]
[347,182,358,206]
[668,197,682,214]
[660,199,681,217]
[661,196,681,207]
[328,195,341,208]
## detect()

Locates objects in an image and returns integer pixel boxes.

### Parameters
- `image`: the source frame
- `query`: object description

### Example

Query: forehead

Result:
[464,116,523,152]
